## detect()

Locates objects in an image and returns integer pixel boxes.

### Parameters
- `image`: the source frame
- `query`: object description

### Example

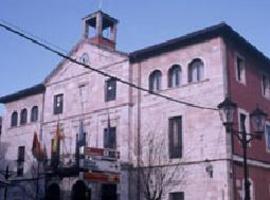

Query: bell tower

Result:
[82,11,118,50]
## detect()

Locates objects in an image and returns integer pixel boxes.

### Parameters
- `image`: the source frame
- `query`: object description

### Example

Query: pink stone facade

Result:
[0,11,270,200]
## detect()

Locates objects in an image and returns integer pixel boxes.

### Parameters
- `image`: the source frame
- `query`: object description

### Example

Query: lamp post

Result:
[218,97,267,200]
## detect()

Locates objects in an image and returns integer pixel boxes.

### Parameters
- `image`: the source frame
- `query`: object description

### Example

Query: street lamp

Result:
[218,97,268,200]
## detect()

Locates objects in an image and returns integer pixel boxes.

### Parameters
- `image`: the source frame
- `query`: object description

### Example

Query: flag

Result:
[43,144,48,161]
[51,122,64,168]
[52,122,64,153]
[32,132,41,159]
[32,132,46,161]
[77,120,85,146]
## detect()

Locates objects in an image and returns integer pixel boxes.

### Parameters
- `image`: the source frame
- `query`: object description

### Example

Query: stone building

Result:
[0,10,270,200]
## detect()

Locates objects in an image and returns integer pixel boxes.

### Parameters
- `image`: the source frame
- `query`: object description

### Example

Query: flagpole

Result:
[35,161,40,200]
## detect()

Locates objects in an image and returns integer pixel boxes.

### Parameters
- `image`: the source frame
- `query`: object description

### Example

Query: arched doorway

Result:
[101,184,117,200]
[71,180,91,200]
[46,183,60,200]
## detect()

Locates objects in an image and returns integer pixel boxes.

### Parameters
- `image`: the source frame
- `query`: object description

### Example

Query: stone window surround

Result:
[10,106,39,128]
[147,57,207,93]
[261,72,270,100]
[234,53,246,85]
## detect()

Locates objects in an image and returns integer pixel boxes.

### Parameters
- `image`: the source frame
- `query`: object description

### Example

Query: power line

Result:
[0,21,218,111]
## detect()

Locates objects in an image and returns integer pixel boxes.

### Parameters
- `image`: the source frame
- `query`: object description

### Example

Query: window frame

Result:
[30,106,39,122]
[104,127,116,149]
[11,111,18,127]
[20,108,27,125]
[169,192,184,200]
[105,78,117,102]
[238,108,251,147]
[261,73,270,99]
[17,146,25,177]
[168,116,183,159]
[149,70,162,92]
[168,65,181,88]
[188,59,204,83]
[53,93,64,115]
[235,54,246,85]
[265,122,270,153]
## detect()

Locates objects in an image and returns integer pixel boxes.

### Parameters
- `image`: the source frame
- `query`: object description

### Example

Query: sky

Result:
[0,0,270,115]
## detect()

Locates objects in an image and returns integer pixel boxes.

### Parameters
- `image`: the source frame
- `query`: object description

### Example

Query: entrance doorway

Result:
[46,183,60,200]
[71,180,91,200]
[101,184,117,200]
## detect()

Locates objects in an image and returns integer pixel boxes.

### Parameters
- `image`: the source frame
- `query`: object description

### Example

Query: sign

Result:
[80,158,120,173]
[83,172,120,183]
[80,159,97,170]
[80,147,120,160]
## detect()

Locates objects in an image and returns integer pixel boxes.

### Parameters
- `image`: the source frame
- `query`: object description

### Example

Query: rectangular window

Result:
[53,94,63,114]
[105,78,116,102]
[17,146,25,176]
[169,116,182,159]
[238,110,251,147]
[79,84,88,104]
[262,74,270,98]
[169,192,184,200]
[104,127,116,149]
[265,124,270,151]
[239,113,246,133]
[236,56,246,83]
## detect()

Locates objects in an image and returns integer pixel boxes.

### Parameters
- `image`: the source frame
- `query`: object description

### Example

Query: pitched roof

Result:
[129,22,270,65]
[0,84,45,103]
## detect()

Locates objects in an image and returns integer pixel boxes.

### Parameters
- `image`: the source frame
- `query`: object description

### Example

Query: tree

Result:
[135,132,185,200]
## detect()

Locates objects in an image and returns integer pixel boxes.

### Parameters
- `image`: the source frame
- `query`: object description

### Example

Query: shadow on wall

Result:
[0,142,45,200]
[0,141,9,169]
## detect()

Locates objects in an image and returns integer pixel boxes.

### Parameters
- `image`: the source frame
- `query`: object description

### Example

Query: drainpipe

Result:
[136,62,142,200]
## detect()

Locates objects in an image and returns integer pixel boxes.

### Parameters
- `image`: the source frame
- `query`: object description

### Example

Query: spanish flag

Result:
[32,132,44,161]
[52,122,64,153]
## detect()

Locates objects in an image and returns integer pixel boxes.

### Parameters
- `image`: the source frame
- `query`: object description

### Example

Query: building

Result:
[0,10,270,200]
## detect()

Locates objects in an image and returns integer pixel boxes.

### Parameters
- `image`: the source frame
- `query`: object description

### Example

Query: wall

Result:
[226,39,270,200]
[131,37,231,200]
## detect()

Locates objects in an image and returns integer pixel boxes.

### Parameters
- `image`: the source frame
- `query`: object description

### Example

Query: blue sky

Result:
[1,0,270,115]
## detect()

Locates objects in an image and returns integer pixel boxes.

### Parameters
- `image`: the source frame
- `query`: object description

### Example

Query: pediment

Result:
[44,40,128,85]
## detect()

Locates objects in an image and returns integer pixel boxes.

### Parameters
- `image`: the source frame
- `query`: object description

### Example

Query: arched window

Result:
[149,70,162,92]
[31,106,38,122]
[20,109,27,125]
[188,59,204,83]
[168,65,181,88]
[11,111,18,127]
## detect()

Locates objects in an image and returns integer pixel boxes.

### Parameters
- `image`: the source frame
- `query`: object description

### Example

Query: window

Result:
[17,146,25,176]
[104,127,116,149]
[188,59,204,83]
[238,110,251,146]
[20,109,27,125]
[0,117,2,136]
[31,106,38,122]
[262,74,270,98]
[265,124,270,151]
[80,53,89,65]
[168,65,181,88]
[169,192,184,200]
[236,56,246,83]
[239,179,254,200]
[169,116,182,159]
[54,94,64,114]
[105,78,116,102]
[79,84,88,104]
[149,70,162,92]
[11,111,18,127]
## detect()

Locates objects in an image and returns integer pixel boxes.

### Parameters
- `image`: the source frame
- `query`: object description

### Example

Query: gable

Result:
[44,40,128,85]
